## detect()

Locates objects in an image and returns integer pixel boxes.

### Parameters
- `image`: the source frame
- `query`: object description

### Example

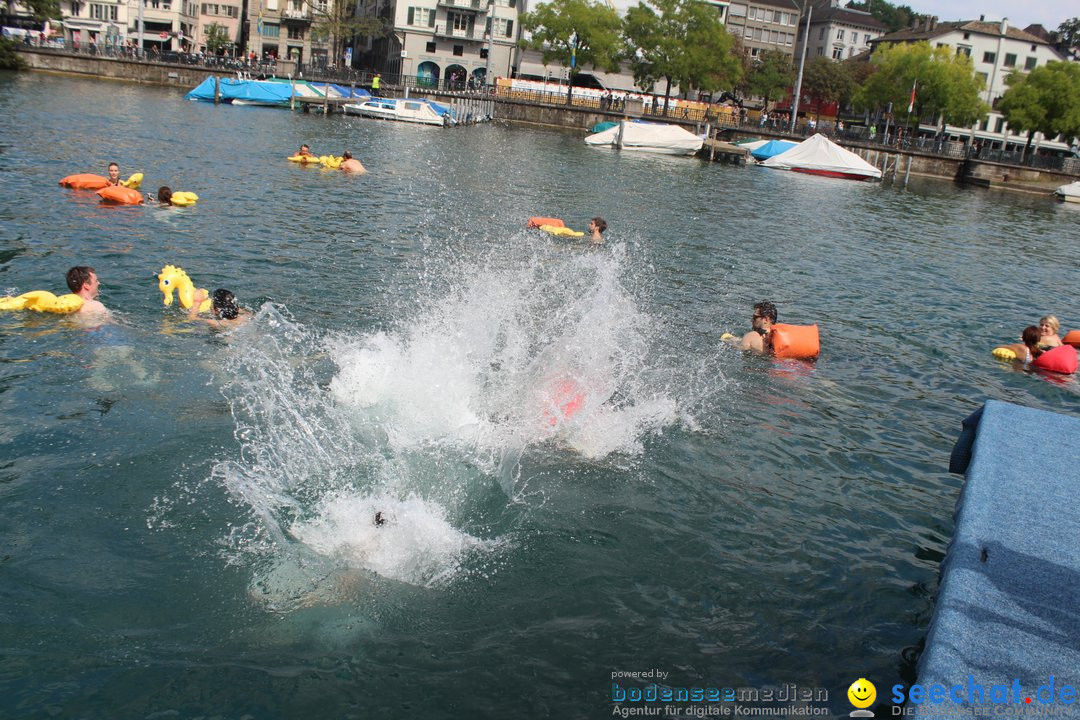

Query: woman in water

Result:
[995,325,1042,366]
[190,288,253,328]
[1038,315,1062,349]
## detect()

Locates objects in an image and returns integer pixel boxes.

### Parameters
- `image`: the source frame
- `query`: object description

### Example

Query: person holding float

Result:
[994,324,1078,374]
[732,300,820,360]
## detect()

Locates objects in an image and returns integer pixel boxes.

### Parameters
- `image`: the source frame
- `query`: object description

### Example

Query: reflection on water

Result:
[0,71,1078,718]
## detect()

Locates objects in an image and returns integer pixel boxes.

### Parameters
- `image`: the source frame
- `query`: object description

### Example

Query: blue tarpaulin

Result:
[185,77,294,104]
[750,139,797,161]
[915,400,1080,715]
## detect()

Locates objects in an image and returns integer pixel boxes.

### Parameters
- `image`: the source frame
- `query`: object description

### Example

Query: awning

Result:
[62,19,106,31]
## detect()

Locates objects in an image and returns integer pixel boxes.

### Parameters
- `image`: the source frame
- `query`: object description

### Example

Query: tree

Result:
[623,0,739,112]
[741,49,793,114]
[1057,17,1080,49]
[800,55,853,120]
[998,61,1080,160]
[204,22,231,55]
[853,41,988,128]
[521,0,623,104]
[309,0,386,67]
[845,0,919,33]
[22,0,62,23]
[0,37,27,70]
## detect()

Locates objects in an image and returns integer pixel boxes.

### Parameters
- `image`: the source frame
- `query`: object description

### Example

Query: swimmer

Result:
[297,144,313,157]
[739,300,776,355]
[106,162,122,186]
[588,217,607,244]
[1038,315,1062,349]
[995,325,1042,365]
[66,265,108,316]
[340,151,367,174]
[374,511,386,527]
[150,186,172,205]
[190,288,253,328]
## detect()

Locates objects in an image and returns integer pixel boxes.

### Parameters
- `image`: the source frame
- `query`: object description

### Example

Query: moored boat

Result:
[584,120,704,156]
[1055,180,1080,203]
[762,133,882,181]
[343,97,454,126]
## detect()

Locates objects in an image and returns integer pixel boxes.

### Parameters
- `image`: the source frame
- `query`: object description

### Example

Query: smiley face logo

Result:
[848,678,876,709]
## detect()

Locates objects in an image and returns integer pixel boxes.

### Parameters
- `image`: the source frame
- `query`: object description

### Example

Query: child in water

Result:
[190,288,253,328]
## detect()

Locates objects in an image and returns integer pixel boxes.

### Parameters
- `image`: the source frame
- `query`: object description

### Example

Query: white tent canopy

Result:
[762,133,882,180]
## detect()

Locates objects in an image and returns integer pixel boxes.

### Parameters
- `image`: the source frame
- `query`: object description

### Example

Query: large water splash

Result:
[209,234,687,607]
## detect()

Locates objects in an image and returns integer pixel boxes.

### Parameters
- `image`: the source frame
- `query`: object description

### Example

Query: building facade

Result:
[798,0,886,61]
[725,0,802,58]
[870,17,1068,150]
[246,0,330,63]
[194,0,241,54]
[363,0,522,85]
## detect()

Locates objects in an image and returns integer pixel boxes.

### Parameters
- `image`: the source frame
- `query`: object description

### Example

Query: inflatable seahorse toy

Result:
[0,290,83,313]
[158,264,212,313]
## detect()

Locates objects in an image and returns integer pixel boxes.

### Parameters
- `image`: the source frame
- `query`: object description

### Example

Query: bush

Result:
[0,37,28,70]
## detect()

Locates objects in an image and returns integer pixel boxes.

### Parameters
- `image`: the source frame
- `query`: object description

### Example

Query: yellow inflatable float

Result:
[992,347,1017,361]
[287,154,343,168]
[169,191,199,207]
[121,172,144,189]
[540,224,584,238]
[0,289,83,313]
[158,264,212,313]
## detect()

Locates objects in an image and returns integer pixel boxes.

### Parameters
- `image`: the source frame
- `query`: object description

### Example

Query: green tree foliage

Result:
[309,0,386,66]
[1057,17,1080,48]
[845,0,919,33]
[800,55,853,118]
[23,0,62,22]
[521,0,623,103]
[998,61,1080,159]
[742,49,793,113]
[0,37,28,70]
[853,41,987,127]
[623,0,739,110]
[204,22,231,54]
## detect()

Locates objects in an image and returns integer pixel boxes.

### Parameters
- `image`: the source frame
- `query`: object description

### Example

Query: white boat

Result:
[762,133,882,181]
[584,120,703,156]
[1055,180,1080,203]
[343,97,454,126]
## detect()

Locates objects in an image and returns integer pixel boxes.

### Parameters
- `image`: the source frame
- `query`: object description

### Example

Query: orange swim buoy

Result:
[96,185,144,205]
[542,378,586,426]
[528,217,565,229]
[1032,345,1078,374]
[59,173,110,190]
[771,324,820,359]
[1062,330,1080,347]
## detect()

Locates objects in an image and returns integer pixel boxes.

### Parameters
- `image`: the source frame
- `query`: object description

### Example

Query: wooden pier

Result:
[699,138,748,165]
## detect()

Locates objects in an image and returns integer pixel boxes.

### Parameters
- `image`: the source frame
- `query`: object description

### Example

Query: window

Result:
[976,72,988,87]
[956,45,970,56]
[503,18,513,37]
[994,117,1005,133]
[816,46,823,55]
[772,10,781,23]
[962,32,969,39]
[452,44,463,55]
[983,51,995,63]
[1024,56,1037,70]
[406,7,434,26]
[425,41,435,52]
[818,27,825,40]
[262,22,279,37]
[479,47,488,58]
[1003,53,1016,67]
[728,3,745,17]
[836,29,844,40]
[287,26,302,39]
[753,27,761,40]
[832,46,843,59]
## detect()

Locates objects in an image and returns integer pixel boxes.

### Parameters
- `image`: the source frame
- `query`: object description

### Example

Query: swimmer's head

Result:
[212,288,239,320]
[1022,325,1040,349]
[157,186,172,205]
[343,151,352,160]
[374,511,386,527]
[590,216,607,234]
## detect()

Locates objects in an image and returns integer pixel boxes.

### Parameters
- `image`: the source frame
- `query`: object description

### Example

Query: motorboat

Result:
[762,133,882,180]
[584,120,703,155]
[343,97,454,126]
[1055,180,1080,203]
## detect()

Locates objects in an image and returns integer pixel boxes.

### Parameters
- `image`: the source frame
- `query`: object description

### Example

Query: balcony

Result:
[282,7,312,21]
[436,0,485,12]
[434,23,479,40]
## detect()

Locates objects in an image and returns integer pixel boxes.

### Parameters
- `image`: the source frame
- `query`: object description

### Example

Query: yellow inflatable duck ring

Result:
[170,191,199,207]
[0,289,84,313]
[121,172,144,189]
[540,224,585,238]
[992,347,1017,361]
[158,264,212,313]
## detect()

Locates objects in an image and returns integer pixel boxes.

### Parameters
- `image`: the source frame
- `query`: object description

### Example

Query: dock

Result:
[699,138,748,165]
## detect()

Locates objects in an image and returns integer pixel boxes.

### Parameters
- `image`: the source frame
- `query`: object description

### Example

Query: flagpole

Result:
[789,1,812,134]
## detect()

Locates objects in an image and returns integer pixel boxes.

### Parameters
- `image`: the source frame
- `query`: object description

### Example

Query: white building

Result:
[870,17,1069,150]
[798,0,886,61]
[725,0,802,58]
[362,0,524,85]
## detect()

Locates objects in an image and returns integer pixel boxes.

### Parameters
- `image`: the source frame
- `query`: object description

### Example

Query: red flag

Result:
[907,80,917,114]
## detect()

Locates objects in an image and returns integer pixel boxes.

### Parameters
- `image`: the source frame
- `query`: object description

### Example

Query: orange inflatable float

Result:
[1062,330,1080,347]
[771,324,820,359]
[542,378,586,426]
[528,217,565,229]
[1031,345,1078,374]
[59,174,110,190]
[97,186,144,205]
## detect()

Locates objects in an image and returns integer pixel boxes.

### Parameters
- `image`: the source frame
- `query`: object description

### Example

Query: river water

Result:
[0,71,1078,719]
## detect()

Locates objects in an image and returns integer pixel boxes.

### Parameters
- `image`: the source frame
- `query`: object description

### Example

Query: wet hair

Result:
[591,217,607,234]
[1039,315,1059,334]
[1022,325,1041,350]
[157,186,172,205]
[300,144,310,152]
[108,162,119,171]
[753,301,777,324]
[212,288,239,320]
[374,511,385,527]
[66,266,95,293]
[343,151,352,160]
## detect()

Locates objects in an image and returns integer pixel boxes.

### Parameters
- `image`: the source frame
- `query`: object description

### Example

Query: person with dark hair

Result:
[152,186,173,205]
[995,326,1043,366]
[66,265,108,315]
[739,301,777,355]
[189,287,252,327]
[340,151,367,174]
[588,217,607,244]
[106,162,122,186]
[297,144,313,157]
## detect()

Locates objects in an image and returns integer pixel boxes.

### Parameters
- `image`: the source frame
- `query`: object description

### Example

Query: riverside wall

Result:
[15,48,1076,193]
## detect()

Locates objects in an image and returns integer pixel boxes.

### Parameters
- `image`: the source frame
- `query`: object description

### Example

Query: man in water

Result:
[106,162,122,186]
[739,300,776,355]
[588,217,607,244]
[66,266,108,316]
[340,151,366,174]
[190,288,253,328]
